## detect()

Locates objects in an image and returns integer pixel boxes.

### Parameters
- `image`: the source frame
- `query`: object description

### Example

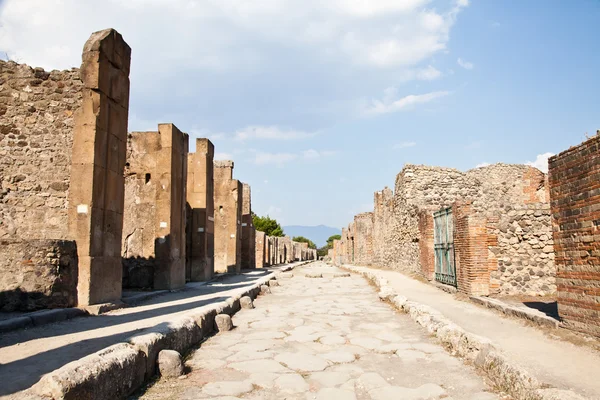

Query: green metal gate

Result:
[434,207,456,286]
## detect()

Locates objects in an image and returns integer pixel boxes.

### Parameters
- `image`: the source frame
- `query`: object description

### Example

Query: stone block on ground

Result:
[215,314,233,332]
[305,273,323,278]
[158,349,184,378]
[268,279,279,287]
[260,284,271,294]
[240,296,254,309]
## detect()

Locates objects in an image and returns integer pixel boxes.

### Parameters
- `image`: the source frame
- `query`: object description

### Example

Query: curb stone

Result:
[28,260,315,399]
[339,265,588,400]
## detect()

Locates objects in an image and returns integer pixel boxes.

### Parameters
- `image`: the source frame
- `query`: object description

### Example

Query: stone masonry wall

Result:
[549,134,600,338]
[349,162,555,297]
[354,212,373,265]
[241,183,255,270]
[213,160,242,274]
[122,124,188,290]
[186,138,215,282]
[490,204,555,296]
[0,61,82,240]
[0,239,78,311]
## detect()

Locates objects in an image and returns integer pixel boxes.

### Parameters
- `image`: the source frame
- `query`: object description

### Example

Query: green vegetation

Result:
[318,234,342,258]
[292,236,317,249]
[252,212,285,237]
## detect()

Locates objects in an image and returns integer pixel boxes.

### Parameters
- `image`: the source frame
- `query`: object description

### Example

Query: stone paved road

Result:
[133,262,500,400]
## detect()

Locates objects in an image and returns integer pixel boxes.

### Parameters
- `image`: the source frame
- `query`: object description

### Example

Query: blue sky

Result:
[1,0,598,229]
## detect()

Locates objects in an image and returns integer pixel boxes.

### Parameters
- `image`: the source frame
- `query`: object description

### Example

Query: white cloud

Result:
[394,141,417,149]
[363,89,449,116]
[457,57,474,70]
[235,125,317,141]
[303,149,337,159]
[475,162,490,168]
[0,0,469,73]
[253,152,298,166]
[214,152,233,161]
[526,152,554,173]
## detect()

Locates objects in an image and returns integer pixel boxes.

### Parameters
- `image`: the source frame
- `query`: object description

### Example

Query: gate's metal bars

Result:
[433,207,457,287]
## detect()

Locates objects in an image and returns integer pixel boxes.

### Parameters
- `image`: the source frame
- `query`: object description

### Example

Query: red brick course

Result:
[549,134,600,337]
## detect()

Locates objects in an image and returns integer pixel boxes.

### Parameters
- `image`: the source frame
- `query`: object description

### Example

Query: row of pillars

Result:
[65,29,315,307]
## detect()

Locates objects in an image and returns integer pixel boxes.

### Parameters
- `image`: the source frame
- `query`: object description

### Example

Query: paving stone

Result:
[319,335,347,345]
[309,371,352,387]
[369,383,446,400]
[321,350,356,363]
[228,339,275,352]
[229,359,289,373]
[355,372,389,392]
[275,352,330,372]
[315,388,357,400]
[226,350,275,362]
[275,373,309,393]
[248,372,279,388]
[412,343,443,354]
[202,380,254,397]
[396,349,428,362]
[349,336,383,350]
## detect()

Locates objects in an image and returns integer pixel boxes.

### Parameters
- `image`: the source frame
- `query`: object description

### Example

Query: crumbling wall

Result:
[186,138,215,282]
[255,231,266,268]
[213,160,242,274]
[354,212,373,265]
[0,29,132,309]
[0,239,78,311]
[0,62,82,240]
[372,187,393,268]
[549,134,600,337]
[241,183,255,270]
[122,124,188,290]
[490,204,555,296]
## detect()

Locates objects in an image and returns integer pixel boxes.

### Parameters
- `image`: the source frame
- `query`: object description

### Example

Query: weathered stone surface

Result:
[213,160,242,274]
[275,352,329,372]
[260,284,271,294]
[202,381,253,397]
[157,350,183,378]
[239,296,254,309]
[214,314,233,332]
[186,138,215,282]
[32,343,145,400]
[123,124,189,290]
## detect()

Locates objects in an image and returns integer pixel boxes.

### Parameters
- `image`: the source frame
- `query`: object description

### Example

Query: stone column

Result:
[213,161,242,274]
[255,231,265,268]
[186,138,215,281]
[68,29,131,306]
[241,183,256,270]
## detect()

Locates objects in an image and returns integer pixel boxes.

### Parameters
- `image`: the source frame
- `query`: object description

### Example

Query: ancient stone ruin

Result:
[334,145,600,337]
[0,28,316,313]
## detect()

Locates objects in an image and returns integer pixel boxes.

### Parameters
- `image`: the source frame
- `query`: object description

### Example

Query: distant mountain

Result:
[283,225,342,247]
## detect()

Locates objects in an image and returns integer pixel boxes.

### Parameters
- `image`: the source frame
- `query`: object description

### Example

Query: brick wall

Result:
[418,211,435,280]
[454,202,490,296]
[549,134,600,337]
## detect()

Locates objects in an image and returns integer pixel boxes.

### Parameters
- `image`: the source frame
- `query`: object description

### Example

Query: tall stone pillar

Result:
[214,161,242,274]
[122,124,188,290]
[255,231,266,268]
[241,183,256,270]
[186,138,215,281]
[68,29,131,306]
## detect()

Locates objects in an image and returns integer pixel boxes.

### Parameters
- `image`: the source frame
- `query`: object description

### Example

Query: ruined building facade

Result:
[0,28,316,313]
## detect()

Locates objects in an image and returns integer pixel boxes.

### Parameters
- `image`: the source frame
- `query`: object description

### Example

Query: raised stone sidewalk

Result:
[0,262,309,399]
[342,264,600,400]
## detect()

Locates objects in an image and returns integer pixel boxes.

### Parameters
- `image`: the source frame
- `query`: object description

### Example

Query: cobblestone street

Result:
[134,263,499,400]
